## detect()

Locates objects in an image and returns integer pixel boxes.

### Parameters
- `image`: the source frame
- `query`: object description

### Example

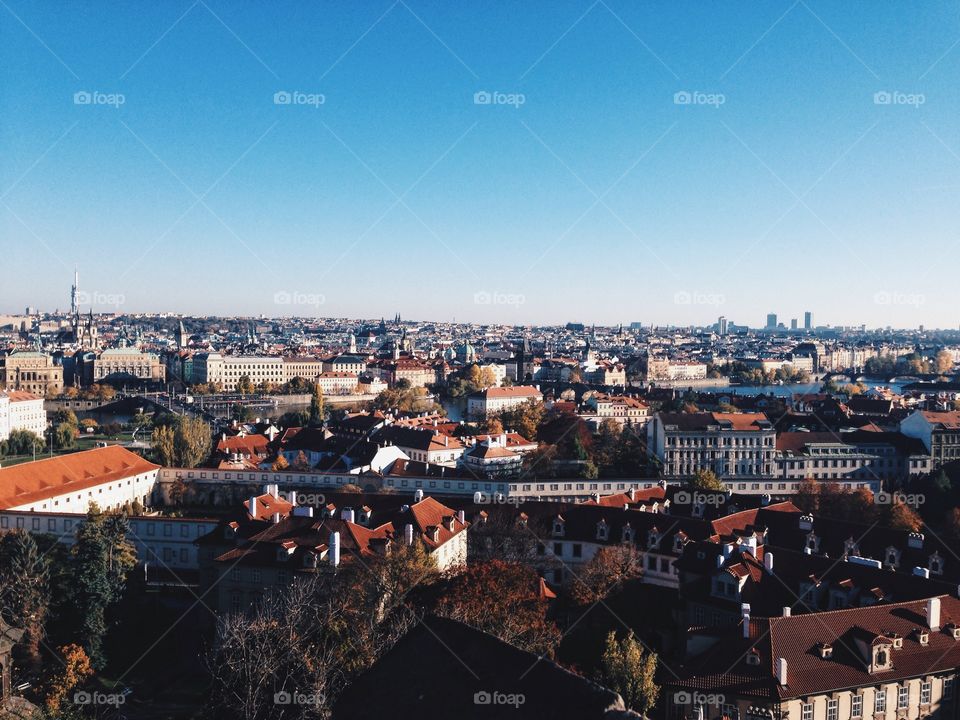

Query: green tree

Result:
[0,530,51,669]
[596,630,660,715]
[52,422,76,450]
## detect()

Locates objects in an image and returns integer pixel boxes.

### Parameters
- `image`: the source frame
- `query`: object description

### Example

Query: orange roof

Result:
[711,412,770,431]
[3,391,41,403]
[243,493,293,521]
[481,386,542,399]
[0,446,160,510]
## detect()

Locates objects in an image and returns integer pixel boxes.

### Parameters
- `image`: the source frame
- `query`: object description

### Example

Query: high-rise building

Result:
[790,318,798,330]
[718,316,728,336]
[804,311,813,330]
[766,313,777,329]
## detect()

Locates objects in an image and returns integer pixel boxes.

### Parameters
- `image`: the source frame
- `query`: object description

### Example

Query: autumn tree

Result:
[569,544,642,606]
[499,399,545,441]
[173,416,213,467]
[43,644,93,715]
[436,560,561,657]
[271,454,290,471]
[884,499,923,531]
[0,529,51,669]
[935,350,954,375]
[236,374,255,394]
[596,630,660,715]
[151,424,175,466]
[309,383,326,426]
[691,469,725,491]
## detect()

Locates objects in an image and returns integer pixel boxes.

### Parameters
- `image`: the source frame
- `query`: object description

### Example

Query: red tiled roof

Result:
[0,446,159,510]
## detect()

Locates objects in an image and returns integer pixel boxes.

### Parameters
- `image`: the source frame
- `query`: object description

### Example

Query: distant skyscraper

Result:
[718,316,728,336]
[766,313,777,329]
[790,318,798,330]
[804,311,813,330]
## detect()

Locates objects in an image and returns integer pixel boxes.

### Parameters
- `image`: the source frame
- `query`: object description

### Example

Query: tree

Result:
[691,469,725,491]
[43,644,93,714]
[0,529,51,669]
[935,350,954,375]
[53,409,79,426]
[569,545,642,606]
[436,560,561,657]
[271,454,290,471]
[499,399,545,441]
[309,383,326,426]
[53,422,77,450]
[596,631,659,715]
[151,424,175,466]
[278,410,310,428]
[6,429,44,455]
[885,499,923,531]
[173,416,213,467]
[68,506,136,669]
[793,479,820,513]
[237,374,255,395]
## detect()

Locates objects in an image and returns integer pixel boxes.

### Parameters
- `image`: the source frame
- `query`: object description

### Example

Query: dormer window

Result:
[885,547,900,568]
[872,644,893,672]
[806,532,820,553]
[818,642,833,659]
[621,524,634,543]
[746,649,761,666]
[552,517,565,537]
[918,629,929,646]
[844,538,859,557]
[673,534,685,553]
[691,502,705,518]
[648,529,660,548]
[930,553,944,575]
[596,521,609,541]
[947,623,960,640]
[430,526,440,543]
[887,632,903,649]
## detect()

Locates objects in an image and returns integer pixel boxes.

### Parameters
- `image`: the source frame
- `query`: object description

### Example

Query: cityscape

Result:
[4,3,960,720]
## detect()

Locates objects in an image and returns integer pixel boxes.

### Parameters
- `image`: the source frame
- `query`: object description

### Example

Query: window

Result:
[898,684,908,709]
[874,689,886,714]
[921,681,931,705]
[827,698,838,720]
[572,543,582,558]
[945,677,955,700]
[850,692,863,717]
[553,543,563,557]
[801,702,813,720]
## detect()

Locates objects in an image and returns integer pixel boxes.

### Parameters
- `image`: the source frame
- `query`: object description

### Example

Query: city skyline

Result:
[3,2,960,326]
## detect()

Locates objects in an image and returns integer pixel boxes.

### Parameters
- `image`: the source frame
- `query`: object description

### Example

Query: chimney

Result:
[928,597,941,631]
[783,606,791,617]
[627,487,636,502]
[329,531,340,567]
[764,550,774,575]
[741,603,751,639]
[414,488,424,502]
[341,507,355,524]
[404,523,414,546]
[288,490,297,507]
[456,509,465,524]
[776,658,788,686]
[249,496,258,519]
[272,512,280,524]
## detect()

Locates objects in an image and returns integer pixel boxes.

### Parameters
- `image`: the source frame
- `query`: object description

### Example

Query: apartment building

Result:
[194,353,284,391]
[0,391,46,440]
[900,410,960,469]
[466,385,543,418]
[647,412,776,480]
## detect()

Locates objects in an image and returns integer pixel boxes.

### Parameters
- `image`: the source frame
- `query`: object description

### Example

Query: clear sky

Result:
[2,1,959,328]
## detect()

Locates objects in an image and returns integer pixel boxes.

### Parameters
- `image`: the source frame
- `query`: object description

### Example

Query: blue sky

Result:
[2,0,959,328]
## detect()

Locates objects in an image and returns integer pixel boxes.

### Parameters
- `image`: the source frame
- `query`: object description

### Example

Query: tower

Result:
[70,268,79,317]
[177,320,186,349]
[348,332,357,354]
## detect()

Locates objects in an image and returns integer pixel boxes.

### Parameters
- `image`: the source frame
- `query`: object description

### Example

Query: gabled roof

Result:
[0,446,159,510]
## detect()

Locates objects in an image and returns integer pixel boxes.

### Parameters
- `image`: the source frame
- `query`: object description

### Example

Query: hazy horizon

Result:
[3,1,959,327]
